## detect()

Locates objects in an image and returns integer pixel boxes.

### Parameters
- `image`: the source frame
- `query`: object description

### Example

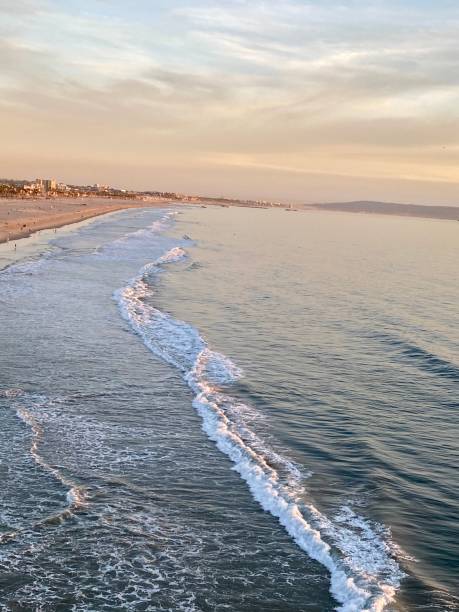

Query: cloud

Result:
[0,0,458,201]
[0,0,46,15]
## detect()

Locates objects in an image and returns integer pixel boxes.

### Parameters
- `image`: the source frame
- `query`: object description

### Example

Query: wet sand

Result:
[0,197,174,244]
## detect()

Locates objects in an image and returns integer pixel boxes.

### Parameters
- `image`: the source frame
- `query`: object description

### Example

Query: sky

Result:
[1,0,458,204]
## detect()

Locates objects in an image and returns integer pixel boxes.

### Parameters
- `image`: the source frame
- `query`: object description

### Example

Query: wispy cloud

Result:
[0,0,458,202]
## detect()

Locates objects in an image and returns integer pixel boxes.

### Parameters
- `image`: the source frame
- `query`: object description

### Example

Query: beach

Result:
[0,206,458,610]
[0,197,172,244]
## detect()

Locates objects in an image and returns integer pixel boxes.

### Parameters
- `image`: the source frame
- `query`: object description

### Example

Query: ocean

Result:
[0,206,457,611]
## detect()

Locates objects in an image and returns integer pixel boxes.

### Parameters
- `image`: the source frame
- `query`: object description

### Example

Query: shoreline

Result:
[306,202,459,221]
[0,197,175,245]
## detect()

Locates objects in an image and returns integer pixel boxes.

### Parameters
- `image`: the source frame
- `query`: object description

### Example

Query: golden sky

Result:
[1,0,458,204]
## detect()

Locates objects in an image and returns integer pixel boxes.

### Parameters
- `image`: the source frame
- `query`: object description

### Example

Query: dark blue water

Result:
[0,206,457,611]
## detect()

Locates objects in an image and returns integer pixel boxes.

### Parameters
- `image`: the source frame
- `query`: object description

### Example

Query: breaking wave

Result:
[0,390,87,543]
[115,249,406,611]
[95,210,178,259]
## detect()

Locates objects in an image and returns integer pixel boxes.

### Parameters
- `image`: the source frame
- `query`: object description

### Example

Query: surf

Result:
[0,390,87,543]
[114,248,405,612]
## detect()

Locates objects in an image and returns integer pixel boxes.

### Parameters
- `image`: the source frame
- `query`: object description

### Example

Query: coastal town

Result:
[0,177,196,202]
[0,176,282,208]
[0,176,289,246]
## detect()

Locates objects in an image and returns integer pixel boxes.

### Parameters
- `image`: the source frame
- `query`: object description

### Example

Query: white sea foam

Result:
[14,396,87,524]
[0,255,54,300]
[154,246,187,265]
[96,211,178,258]
[115,248,405,611]
[1,388,24,398]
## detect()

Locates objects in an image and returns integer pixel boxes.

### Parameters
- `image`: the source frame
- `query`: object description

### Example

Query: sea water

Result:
[0,206,457,611]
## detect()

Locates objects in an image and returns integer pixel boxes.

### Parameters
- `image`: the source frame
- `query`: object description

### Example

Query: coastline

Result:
[306,201,459,221]
[0,197,175,245]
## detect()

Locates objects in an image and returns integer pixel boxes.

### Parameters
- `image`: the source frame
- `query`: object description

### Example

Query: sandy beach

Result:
[0,197,173,245]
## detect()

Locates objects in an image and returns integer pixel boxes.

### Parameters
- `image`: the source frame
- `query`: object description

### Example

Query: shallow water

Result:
[0,206,457,610]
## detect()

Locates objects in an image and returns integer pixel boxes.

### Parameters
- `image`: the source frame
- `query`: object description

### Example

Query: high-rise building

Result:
[43,179,57,192]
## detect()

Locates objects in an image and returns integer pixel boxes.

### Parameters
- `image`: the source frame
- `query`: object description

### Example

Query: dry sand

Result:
[0,197,174,244]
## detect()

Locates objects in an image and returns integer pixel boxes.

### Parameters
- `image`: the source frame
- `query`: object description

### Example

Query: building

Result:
[35,178,57,192]
[43,179,57,192]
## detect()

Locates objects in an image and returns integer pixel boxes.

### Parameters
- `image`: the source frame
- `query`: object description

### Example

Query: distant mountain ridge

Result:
[307,201,459,220]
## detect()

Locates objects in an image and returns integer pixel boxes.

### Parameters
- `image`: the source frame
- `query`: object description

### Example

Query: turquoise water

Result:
[0,206,457,610]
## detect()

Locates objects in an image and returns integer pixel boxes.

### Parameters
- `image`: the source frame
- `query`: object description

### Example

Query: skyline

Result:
[1,1,459,204]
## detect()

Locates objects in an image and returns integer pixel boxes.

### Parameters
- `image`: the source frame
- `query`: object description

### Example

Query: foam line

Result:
[115,249,405,611]
[0,393,88,543]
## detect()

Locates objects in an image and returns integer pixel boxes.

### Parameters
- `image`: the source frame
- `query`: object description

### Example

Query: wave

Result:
[115,210,178,243]
[95,210,178,259]
[373,332,459,382]
[0,390,87,543]
[0,254,54,300]
[114,249,405,611]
